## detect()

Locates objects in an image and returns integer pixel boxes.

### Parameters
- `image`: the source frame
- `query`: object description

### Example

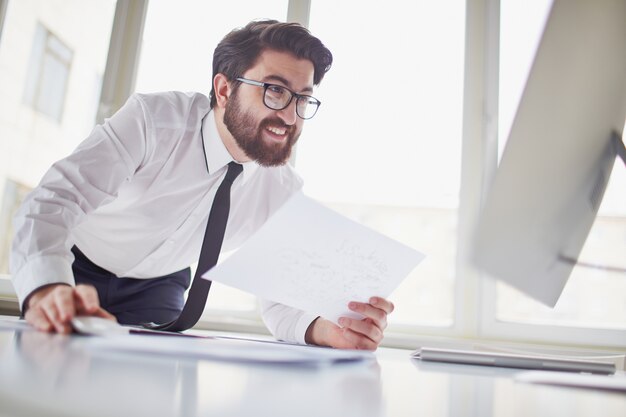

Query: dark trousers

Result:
[71,246,191,326]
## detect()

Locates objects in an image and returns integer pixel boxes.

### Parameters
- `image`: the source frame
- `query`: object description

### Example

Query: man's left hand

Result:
[305,296,394,351]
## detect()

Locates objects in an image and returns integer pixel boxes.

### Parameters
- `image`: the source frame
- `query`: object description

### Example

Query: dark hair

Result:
[209,20,333,108]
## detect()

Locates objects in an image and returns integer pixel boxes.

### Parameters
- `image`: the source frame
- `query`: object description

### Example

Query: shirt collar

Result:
[202,110,259,184]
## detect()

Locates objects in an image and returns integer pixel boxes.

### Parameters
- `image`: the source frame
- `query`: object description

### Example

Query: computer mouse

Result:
[71,316,128,336]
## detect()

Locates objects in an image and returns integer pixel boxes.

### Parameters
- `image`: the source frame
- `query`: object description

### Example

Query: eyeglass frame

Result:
[235,77,321,120]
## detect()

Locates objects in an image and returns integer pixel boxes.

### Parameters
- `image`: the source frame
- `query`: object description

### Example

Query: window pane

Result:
[135,0,288,93]
[303,0,466,327]
[0,0,117,274]
[22,24,74,122]
[36,46,72,120]
[496,0,626,329]
[134,0,288,315]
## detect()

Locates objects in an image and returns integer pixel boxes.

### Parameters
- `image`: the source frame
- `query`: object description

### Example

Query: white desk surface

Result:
[1,318,625,417]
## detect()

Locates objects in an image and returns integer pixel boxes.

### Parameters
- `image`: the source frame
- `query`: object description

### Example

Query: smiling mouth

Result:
[266,126,287,136]
[264,125,289,142]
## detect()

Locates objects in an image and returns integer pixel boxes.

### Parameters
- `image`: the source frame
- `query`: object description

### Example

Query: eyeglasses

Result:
[236,77,321,120]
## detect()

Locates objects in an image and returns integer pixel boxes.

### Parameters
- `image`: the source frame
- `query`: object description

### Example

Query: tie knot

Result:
[224,161,243,183]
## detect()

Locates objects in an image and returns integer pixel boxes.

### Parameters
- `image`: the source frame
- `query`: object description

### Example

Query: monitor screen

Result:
[472,0,626,307]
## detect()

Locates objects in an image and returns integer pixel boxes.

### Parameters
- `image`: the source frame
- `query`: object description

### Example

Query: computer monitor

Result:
[472,0,626,307]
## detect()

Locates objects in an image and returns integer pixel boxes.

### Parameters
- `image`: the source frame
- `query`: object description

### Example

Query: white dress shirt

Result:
[10,91,318,344]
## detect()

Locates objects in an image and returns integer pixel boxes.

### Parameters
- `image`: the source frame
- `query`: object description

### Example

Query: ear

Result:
[213,73,231,109]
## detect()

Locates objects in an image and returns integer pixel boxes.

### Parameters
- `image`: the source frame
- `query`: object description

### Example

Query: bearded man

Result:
[10,20,394,350]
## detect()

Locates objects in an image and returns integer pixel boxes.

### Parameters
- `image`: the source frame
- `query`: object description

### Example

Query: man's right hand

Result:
[24,284,116,334]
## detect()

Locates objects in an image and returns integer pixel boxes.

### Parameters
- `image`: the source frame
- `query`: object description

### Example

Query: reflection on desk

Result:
[1,320,625,417]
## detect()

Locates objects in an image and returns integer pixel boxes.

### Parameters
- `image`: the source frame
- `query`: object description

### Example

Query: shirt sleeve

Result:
[260,299,319,345]
[9,94,150,309]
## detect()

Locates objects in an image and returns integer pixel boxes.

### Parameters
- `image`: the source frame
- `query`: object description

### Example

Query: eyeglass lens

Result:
[264,85,319,119]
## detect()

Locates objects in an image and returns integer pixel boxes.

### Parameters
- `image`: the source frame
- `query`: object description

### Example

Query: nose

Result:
[276,99,298,125]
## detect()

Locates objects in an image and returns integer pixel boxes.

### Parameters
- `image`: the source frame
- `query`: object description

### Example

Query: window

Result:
[301,0,466,329]
[135,0,289,94]
[0,0,117,276]
[23,23,73,122]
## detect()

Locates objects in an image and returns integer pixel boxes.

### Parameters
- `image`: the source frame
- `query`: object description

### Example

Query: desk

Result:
[1,319,625,417]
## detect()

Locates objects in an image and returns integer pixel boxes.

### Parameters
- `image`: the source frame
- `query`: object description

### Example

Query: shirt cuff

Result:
[294,311,320,345]
[11,255,75,310]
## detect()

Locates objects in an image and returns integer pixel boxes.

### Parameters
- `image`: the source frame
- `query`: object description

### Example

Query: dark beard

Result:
[223,91,300,167]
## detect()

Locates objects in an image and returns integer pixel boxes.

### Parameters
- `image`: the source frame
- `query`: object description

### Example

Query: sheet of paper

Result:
[203,191,425,323]
[86,334,374,366]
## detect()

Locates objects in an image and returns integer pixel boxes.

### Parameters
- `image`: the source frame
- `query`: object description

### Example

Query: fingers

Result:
[308,317,378,350]
[25,285,76,334]
[333,297,395,351]
[370,296,395,314]
[25,284,111,333]
[53,286,76,321]
[73,284,100,314]
[43,307,73,334]
[24,306,53,333]
[339,317,383,344]
[347,297,394,330]
[340,327,379,351]
[43,290,74,334]
[74,286,115,321]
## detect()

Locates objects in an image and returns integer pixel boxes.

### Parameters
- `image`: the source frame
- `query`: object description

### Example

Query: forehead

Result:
[244,49,314,91]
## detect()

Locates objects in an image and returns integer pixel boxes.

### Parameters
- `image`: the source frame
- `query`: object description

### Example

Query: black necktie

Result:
[143,161,243,332]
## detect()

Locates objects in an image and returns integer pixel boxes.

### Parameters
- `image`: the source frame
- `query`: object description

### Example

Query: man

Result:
[10,20,394,350]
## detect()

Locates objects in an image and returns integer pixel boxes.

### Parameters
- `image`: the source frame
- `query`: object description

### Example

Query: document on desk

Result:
[203,191,425,323]
[86,334,374,366]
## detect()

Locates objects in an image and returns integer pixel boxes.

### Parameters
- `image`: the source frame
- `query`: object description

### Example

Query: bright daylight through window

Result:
[299,1,466,328]
[0,0,116,281]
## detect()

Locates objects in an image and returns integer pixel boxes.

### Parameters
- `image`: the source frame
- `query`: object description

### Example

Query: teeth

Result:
[267,126,286,135]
